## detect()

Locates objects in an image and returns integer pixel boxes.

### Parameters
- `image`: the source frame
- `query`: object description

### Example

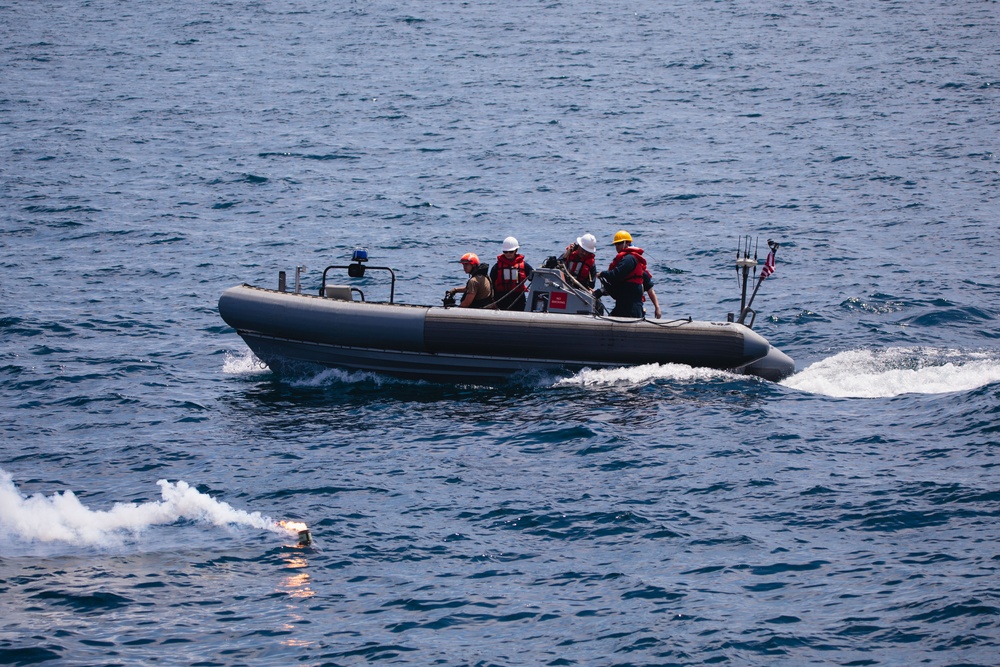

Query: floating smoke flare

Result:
[278,520,311,546]
[0,470,312,547]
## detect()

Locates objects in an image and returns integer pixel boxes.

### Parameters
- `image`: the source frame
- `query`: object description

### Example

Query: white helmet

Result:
[577,233,597,254]
[502,236,519,252]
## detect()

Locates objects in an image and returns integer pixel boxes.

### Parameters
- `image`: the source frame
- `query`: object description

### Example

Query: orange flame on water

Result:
[278,520,308,534]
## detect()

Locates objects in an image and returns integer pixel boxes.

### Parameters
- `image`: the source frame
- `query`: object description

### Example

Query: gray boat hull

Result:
[218,284,795,382]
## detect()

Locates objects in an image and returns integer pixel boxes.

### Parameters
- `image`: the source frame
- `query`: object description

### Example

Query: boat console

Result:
[525,268,596,315]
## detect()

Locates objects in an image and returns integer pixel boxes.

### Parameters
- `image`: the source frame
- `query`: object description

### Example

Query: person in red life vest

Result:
[448,253,493,308]
[560,232,598,290]
[596,230,647,318]
[489,236,533,311]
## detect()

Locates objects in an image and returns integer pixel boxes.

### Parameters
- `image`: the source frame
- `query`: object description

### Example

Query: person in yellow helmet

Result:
[596,230,647,317]
[448,252,493,308]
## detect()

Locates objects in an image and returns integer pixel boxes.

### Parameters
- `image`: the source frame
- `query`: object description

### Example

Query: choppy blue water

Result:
[2,0,999,665]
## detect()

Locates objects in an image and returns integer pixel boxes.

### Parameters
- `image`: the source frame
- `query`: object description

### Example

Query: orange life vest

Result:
[608,246,646,285]
[565,247,595,285]
[494,253,528,293]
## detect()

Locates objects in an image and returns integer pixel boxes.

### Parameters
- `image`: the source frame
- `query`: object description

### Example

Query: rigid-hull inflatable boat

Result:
[218,260,794,382]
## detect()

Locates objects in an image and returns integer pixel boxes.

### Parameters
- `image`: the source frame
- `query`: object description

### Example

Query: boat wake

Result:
[289,367,409,388]
[222,348,420,387]
[781,347,1000,398]
[222,351,744,390]
[223,348,269,375]
[556,363,736,387]
[0,469,302,548]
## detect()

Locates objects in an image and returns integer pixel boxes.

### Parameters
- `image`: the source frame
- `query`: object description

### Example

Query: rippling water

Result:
[2,0,998,665]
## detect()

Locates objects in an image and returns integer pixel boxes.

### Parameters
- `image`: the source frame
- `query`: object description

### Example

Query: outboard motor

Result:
[526,268,596,315]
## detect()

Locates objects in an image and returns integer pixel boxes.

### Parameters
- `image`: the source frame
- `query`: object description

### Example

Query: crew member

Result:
[489,236,533,311]
[560,233,598,290]
[449,253,493,308]
[597,230,647,318]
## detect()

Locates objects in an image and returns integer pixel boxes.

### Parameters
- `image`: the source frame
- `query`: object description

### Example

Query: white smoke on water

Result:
[0,469,296,547]
[781,347,1000,398]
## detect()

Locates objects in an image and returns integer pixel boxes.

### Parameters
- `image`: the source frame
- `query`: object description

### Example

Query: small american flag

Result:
[760,251,776,279]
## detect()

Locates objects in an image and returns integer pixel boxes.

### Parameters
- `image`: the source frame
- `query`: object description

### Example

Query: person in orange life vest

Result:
[596,230,646,318]
[560,232,598,289]
[489,236,533,311]
[642,270,662,319]
[448,253,493,308]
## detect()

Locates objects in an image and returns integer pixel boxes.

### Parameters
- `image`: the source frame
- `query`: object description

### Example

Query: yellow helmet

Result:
[611,230,632,245]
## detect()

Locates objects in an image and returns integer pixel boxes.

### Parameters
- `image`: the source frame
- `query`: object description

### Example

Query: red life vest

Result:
[494,253,528,293]
[565,247,595,284]
[608,246,646,285]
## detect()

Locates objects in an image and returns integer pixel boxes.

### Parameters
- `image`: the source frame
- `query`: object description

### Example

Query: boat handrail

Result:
[321,264,396,304]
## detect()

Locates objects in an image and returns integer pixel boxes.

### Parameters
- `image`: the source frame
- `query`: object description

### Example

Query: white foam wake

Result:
[781,347,1000,398]
[289,366,400,387]
[222,348,269,375]
[223,347,400,385]
[556,363,734,387]
[0,469,292,546]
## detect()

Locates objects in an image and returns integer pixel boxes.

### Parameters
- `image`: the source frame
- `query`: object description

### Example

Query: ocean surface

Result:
[2,0,999,665]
